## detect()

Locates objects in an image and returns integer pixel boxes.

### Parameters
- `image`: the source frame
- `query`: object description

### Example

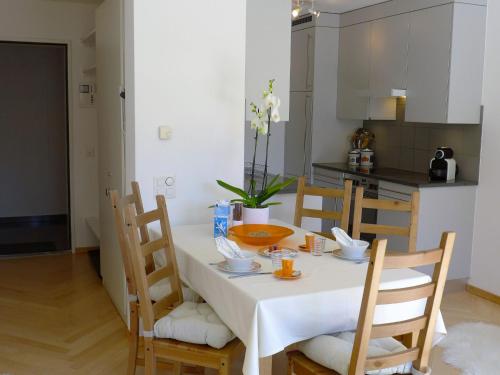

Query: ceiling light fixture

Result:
[292,0,302,19]
[292,0,320,19]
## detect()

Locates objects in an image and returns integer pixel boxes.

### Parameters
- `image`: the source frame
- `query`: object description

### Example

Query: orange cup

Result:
[305,233,315,251]
[281,258,294,277]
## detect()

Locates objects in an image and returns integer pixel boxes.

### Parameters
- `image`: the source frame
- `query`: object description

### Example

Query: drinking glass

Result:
[312,237,326,256]
[271,249,290,272]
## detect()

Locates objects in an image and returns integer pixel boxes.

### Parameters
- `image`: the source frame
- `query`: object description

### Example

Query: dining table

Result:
[165,219,446,375]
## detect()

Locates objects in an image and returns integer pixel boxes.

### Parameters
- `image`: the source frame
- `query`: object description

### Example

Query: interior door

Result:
[96,0,126,321]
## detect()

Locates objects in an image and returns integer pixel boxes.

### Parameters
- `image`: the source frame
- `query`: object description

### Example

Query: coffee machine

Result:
[429,147,457,181]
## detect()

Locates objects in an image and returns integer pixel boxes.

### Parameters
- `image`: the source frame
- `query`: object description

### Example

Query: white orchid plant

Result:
[216,79,296,208]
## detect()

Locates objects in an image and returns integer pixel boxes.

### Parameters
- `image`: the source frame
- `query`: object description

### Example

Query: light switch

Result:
[154,175,176,199]
[159,126,172,140]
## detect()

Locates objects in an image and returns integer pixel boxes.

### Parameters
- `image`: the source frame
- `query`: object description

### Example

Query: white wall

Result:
[0,0,99,248]
[131,0,246,224]
[246,0,291,121]
[470,1,500,296]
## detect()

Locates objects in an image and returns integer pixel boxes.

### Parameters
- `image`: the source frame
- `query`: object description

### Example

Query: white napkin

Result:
[331,227,354,247]
[214,236,243,259]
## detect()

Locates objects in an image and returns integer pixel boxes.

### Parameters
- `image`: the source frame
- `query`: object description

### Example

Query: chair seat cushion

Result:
[154,301,235,349]
[149,279,199,302]
[297,331,413,375]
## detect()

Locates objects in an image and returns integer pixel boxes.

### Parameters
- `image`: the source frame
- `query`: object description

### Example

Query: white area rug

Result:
[438,322,500,375]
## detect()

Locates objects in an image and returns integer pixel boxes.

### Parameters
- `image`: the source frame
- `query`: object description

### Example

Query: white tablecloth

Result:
[167,220,446,375]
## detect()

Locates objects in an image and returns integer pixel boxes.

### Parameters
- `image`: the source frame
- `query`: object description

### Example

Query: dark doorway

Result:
[0,41,71,254]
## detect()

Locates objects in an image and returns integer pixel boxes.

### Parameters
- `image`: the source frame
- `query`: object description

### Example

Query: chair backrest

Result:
[294,176,353,233]
[110,181,153,298]
[352,186,420,252]
[348,232,455,375]
[124,194,184,333]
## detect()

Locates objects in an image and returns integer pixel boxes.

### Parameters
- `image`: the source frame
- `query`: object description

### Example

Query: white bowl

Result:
[225,250,256,271]
[339,240,369,259]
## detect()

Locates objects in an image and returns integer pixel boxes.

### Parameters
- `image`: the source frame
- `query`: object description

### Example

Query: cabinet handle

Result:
[302,95,313,176]
[306,33,313,90]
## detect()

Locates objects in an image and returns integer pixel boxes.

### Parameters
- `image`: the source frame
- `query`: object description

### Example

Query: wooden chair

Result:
[352,186,420,252]
[110,182,154,375]
[294,176,353,239]
[124,194,243,375]
[111,183,201,374]
[287,232,456,375]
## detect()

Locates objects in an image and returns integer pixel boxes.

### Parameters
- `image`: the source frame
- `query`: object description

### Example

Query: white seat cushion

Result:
[149,278,199,302]
[298,331,413,375]
[154,301,235,349]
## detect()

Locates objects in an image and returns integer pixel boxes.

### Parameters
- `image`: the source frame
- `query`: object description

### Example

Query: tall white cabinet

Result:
[285,14,361,179]
[96,0,127,321]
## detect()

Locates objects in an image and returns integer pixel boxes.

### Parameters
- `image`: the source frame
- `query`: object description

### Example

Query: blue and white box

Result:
[213,201,231,238]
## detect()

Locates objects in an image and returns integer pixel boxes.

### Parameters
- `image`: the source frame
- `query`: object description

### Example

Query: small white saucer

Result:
[332,249,370,262]
[216,260,262,274]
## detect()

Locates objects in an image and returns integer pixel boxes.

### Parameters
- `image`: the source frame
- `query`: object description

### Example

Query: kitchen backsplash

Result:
[363,98,482,181]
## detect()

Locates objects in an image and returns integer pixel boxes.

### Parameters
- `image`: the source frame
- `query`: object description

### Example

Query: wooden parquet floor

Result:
[0,253,129,375]
[1,253,499,374]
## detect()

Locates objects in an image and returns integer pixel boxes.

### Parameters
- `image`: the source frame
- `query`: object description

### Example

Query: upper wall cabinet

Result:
[337,1,486,124]
[246,0,291,121]
[369,14,409,98]
[406,4,486,124]
[337,22,371,120]
[290,28,315,92]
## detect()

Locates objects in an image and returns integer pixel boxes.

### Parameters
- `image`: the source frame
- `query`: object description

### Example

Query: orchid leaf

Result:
[216,180,249,200]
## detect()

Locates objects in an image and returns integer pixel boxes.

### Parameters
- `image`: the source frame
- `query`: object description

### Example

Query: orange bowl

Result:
[228,224,294,246]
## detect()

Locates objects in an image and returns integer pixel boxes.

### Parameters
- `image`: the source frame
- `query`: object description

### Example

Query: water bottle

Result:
[213,200,230,237]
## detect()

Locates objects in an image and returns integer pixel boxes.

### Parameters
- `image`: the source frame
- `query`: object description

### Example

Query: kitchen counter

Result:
[313,163,477,188]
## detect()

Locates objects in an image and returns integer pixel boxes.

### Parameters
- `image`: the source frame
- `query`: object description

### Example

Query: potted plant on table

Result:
[216,79,296,224]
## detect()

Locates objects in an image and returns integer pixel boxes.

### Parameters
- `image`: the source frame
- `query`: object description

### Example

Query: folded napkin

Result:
[214,236,243,259]
[331,227,354,247]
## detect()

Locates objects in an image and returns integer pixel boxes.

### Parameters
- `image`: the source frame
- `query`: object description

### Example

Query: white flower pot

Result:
[242,206,270,225]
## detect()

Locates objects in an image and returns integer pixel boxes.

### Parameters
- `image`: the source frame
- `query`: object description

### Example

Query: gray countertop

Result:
[313,163,478,188]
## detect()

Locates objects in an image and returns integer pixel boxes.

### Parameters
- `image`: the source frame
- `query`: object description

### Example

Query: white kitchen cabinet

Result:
[405,5,452,124]
[285,92,313,178]
[405,4,486,124]
[370,14,409,98]
[337,1,486,124]
[368,13,410,120]
[377,181,476,280]
[337,22,371,120]
[246,0,291,121]
[290,28,315,92]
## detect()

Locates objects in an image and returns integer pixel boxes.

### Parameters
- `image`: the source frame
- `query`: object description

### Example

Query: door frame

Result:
[0,36,76,250]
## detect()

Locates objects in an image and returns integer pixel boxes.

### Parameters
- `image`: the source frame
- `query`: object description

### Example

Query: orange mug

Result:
[305,233,315,252]
[281,258,294,277]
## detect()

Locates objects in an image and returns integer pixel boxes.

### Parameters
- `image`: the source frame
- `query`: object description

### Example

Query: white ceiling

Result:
[312,0,389,13]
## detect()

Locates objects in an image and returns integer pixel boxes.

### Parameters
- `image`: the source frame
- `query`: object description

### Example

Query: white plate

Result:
[258,247,298,258]
[216,260,262,274]
[332,249,370,262]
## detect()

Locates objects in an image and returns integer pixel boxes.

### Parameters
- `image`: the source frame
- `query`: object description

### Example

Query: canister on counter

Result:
[360,148,374,167]
[348,149,361,166]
